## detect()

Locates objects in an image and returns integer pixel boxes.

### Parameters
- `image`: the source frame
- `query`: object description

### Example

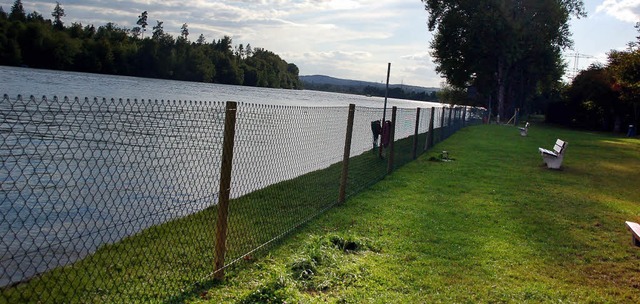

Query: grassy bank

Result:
[2,123,638,303]
[198,123,640,303]
[2,129,417,303]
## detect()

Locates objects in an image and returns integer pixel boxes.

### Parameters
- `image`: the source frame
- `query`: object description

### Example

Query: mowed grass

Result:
[196,123,640,303]
[2,123,638,303]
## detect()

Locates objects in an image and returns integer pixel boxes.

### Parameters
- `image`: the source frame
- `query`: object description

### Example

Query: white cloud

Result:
[401,52,433,61]
[596,0,640,23]
[302,51,373,60]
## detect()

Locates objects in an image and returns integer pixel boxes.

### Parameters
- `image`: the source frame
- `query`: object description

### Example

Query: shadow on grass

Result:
[356,124,640,301]
[2,126,453,302]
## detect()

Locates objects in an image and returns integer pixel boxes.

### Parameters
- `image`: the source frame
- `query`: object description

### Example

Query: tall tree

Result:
[565,65,620,130]
[608,23,640,126]
[131,26,142,38]
[152,20,163,39]
[51,2,65,30]
[9,0,25,22]
[422,0,585,121]
[245,43,253,57]
[136,11,148,38]
[235,43,244,60]
[196,33,206,45]
[180,23,188,40]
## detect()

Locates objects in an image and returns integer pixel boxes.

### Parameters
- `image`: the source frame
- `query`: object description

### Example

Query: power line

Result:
[565,52,594,79]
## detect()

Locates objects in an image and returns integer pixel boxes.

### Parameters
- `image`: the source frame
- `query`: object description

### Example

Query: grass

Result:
[194,123,640,303]
[2,122,639,303]
[0,126,399,303]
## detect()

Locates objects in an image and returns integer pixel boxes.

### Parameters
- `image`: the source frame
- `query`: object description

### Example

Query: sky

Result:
[0,0,638,88]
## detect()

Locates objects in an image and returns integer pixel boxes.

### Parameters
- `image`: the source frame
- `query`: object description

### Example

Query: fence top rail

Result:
[2,93,488,113]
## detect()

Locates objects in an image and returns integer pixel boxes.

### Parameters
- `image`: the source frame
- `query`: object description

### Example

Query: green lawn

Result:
[198,123,640,303]
[2,123,638,303]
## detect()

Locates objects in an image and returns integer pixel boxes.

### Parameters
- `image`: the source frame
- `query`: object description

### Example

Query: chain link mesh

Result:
[1,94,485,302]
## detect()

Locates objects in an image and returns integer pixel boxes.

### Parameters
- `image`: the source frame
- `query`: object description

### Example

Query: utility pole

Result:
[567,52,594,79]
[379,63,391,158]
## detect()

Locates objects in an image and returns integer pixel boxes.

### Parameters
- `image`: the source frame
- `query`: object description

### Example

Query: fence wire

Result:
[1,94,485,302]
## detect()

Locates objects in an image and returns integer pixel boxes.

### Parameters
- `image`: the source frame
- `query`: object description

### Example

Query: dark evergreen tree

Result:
[151,20,163,39]
[51,1,65,30]
[136,11,148,38]
[0,9,302,90]
[245,43,252,57]
[180,23,188,40]
[196,33,206,44]
[9,0,25,22]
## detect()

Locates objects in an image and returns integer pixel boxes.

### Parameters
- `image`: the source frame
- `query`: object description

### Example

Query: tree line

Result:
[422,0,638,133]
[547,24,639,132]
[422,0,586,120]
[0,1,303,89]
[302,81,438,102]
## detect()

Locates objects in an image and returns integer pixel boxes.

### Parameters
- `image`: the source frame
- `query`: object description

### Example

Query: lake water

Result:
[0,66,443,287]
[0,66,439,109]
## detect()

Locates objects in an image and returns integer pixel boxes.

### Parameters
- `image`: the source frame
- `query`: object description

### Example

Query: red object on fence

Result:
[381,120,391,148]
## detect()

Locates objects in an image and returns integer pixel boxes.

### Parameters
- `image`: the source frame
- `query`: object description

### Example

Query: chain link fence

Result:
[1,94,485,302]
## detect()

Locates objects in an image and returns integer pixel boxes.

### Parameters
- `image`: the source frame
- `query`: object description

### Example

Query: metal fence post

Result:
[454,108,459,131]
[412,108,421,160]
[425,107,435,151]
[339,104,356,204]
[447,107,453,137]
[440,106,446,141]
[462,106,467,128]
[214,101,238,281]
[387,106,397,174]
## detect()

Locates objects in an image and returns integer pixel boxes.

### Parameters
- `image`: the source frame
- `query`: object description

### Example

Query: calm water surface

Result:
[0,66,439,108]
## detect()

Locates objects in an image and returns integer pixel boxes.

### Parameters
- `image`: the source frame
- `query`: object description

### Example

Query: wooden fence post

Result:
[339,104,356,204]
[214,101,238,281]
[412,108,421,160]
[387,106,397,174]
[425,107,435,151]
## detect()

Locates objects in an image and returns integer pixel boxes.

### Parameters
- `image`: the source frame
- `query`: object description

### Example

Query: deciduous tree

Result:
[608,23,640,126]
[422,0,585,121]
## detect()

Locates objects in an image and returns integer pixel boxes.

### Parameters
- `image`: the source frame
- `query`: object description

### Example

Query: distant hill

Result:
[300,75,439,94]
[299,75,439,101]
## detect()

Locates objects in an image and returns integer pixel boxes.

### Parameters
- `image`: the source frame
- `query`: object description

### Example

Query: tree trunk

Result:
[496,58,506,123]
[614,116,622,133]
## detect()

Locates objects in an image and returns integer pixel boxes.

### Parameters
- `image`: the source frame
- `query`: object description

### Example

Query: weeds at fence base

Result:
[428,155,456,162]
[237,233,377,302]
[238,274,293,304]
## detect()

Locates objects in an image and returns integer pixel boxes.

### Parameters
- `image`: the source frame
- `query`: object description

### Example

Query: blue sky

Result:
[1,0,638,88]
